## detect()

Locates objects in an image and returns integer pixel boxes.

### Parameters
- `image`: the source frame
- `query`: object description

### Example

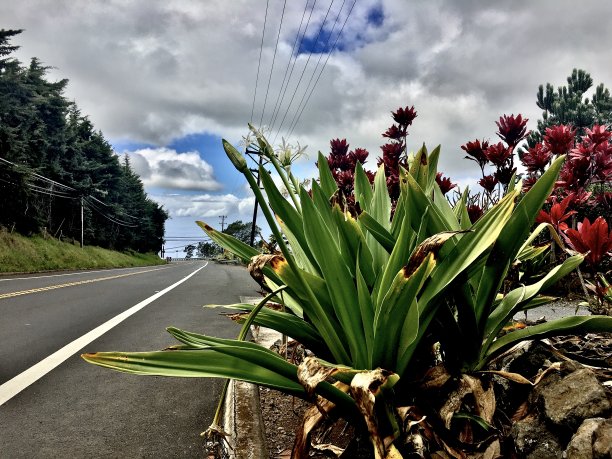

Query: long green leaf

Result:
[474,155,566,327]
[358,211,396,253]
[354,161,373,212]
[484,315,612,364]
[317,152,339,199]
[196,221,258,263]
[419,190,518,310]
[206,303,324,353]
[483,254,583,343]
[300,186,366,367]
[83,348,306,394]
[373,253,435,369]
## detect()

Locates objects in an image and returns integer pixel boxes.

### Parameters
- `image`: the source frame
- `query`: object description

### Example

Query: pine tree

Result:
[527,69,612,149]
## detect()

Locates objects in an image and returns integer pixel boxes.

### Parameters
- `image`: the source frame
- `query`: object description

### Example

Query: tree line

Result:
[0,29,167,253]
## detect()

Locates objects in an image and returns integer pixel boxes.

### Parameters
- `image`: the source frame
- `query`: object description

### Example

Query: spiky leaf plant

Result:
[84,127,612,457]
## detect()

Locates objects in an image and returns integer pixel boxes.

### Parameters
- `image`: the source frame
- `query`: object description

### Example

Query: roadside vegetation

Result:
[0,29,167,254]
[84,112,612,457]
[0,229,164,273]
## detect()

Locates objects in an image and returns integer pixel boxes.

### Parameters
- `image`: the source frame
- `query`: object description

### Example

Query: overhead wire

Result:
[285,0,358,141]
[257,0,288,129]
[272,0,337,145]
[266,0,312,131]
[1,155,146,226]
[268,0,319,136]
[250,0,271,124]
[83,197,139,228]
[285,0,347,139]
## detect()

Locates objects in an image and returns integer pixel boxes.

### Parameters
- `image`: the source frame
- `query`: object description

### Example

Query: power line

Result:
[266,0,312,131]
[250,0,271,124]
[258,0,288,129]
[285,0,347,138]
[83,197,138,228]
[268,0,319,136]
[273,0,336,145]
[286,0,357,141]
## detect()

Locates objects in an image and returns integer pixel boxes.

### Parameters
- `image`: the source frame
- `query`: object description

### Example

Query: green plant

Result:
[83,127,612,457]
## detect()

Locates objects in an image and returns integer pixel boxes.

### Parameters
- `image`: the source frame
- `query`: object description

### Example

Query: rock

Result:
[539,369,610,430]
[512,416,563,459]
[592,419,612,459]
[565,418,605,459]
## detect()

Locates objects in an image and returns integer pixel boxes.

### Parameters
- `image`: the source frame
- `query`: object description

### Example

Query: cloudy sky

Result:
[3,0,612,255]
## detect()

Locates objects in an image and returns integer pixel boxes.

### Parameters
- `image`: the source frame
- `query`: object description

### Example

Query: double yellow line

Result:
[0,266,170,300]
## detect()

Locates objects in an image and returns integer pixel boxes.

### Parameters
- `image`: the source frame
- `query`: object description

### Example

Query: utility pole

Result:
[249,154,263,247]
[245,144,269,247]
[80,196,84,249]
[219,215,227,232]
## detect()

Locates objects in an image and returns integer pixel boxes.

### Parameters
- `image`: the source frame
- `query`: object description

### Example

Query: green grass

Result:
[0,230,165,273]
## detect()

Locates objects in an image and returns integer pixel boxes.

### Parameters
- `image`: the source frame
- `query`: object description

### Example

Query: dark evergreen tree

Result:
[527,69,612,149]
[0,29,168,252]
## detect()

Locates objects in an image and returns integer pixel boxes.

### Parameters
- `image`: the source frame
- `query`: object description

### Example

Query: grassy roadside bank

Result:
[0,231,165,274]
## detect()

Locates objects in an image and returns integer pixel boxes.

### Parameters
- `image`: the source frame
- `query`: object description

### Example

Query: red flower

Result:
[593,143,612,182]
[563,216,612,268]
[496,114,529,148]
[382,125,406,140]
[544,125,575,156]
[535,194,577,232]
[522,175,538,193]
[350,148,369,165]
[478,174,498,193]
[461,139,490,169]
[521,142,552,173]
[392,106,417,127]
[585,124,611,145]
[569,141,594,162]
[330,138,349,156]
[435,172,457,195]
[485,142,512,166]
[467,204,484,224]
[494,166,516,186]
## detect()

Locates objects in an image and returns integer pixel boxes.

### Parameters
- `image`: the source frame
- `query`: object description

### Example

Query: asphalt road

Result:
[0,261,259,458]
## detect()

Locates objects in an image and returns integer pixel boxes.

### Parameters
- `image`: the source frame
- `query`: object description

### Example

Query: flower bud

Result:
[222,139,248,172]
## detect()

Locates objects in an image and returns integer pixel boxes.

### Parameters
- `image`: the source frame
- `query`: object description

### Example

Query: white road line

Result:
[0,265,173,282]
[0,262,209,407]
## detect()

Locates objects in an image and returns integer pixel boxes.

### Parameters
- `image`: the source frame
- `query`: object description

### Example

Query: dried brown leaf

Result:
[403,231,469,278]
[476,370,532,386]
[297,357,338,398]
[350,369,398,459]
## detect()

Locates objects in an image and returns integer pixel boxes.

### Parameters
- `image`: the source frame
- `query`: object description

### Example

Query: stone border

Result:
[221,297,284,458]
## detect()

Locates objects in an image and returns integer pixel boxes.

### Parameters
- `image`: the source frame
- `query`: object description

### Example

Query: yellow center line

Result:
[0,266,172,300]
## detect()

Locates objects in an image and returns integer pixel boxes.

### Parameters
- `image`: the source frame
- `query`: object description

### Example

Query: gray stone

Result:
[512,416,563,459]
[565,418,605,459]
[539,369,610,430]
[592,419,612,459]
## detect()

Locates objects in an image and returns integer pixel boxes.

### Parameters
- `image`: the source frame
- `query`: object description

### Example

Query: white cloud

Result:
[3,0,612,182]
[127,148,222,191]
[152,192,254,219]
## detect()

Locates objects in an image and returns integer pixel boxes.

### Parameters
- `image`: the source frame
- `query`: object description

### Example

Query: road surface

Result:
[0,261,258,458]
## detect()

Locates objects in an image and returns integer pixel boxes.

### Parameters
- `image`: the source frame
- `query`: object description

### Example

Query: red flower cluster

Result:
[543,125,575,156]
[392,106,417,127]
[461,139,489,171]
[496,114,529,148]
[485,142,512,167]
[535,194,577,232]
[522,143,552,173]
[478,174,498,193]
[378,106,419,205]
[564,216,612,268]
[435,173,457,195]
[325,139,372,214]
